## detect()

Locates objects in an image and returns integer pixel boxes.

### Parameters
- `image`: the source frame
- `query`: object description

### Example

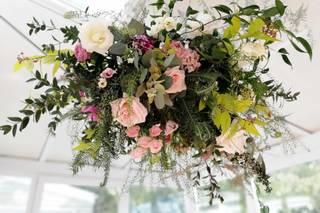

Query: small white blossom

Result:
[127,58,134,64]
[148,16,177,37]
[98,78,107,88]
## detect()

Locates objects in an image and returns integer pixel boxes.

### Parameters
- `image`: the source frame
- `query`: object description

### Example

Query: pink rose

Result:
[137,136,152,148]
[149,139,163,154]
[110,95,148,127]
[74,42,91,62]
[164,67,187,94]
[81,105,98,121]
[100,68,116,79]
[130,147,147,159]
[216,130,248,154]
[149,124,162,137]
[126,125,140,138]
[165,120,179,136]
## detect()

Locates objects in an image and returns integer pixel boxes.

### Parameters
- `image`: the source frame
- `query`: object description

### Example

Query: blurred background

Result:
[0,0,319,212]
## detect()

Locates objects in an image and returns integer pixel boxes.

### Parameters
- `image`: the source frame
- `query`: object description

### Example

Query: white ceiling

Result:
[0,0,319,175]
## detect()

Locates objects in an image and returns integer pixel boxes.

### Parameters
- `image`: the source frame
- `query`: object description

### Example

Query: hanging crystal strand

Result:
[249,178,262,213]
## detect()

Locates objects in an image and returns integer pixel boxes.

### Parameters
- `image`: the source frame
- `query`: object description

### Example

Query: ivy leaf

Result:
[223,16,241,39]
[186,6,198,17]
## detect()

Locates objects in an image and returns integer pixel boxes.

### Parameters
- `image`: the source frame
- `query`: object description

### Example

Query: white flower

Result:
[78,19,114,55]
[241,43,268,59]
[127,58,134,64]
[148,16,177,37]
[98,78,107,88]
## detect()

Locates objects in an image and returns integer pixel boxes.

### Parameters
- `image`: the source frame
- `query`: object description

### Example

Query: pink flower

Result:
[126,125,140,138]
[149,124,162,137]
[81,105,98,121]
[79,91,86,97]
[170,40,201,73]
[132,35,154,52]
[110,95,148,127]
[100,68,116,79]
[137,136,153,148]
[149,139,163,154]
[165,120,179,136]
[216,130,248,154]
[74,42,91,62]
[164,67,187,94]
[130,147,147,159]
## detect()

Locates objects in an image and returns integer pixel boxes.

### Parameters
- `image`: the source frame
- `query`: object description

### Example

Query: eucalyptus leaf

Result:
[128,19,145,35]
[109,42,127,56]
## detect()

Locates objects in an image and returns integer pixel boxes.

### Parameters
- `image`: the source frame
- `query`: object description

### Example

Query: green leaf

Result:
[12,124,17,137]
[139,68,148,83]
[154,92,165,109]
[234,99,252,113]
[211,48,226,60]
[241,18,276,42]
[223,16,241,39]
[281,54,292,67]
[73,141,90,151]
[213,108,231,134]
[275,0,286,16]
[128,19,145,35]
[8,117,22,122]
[20,117,30,131]
[199,99,206,111]
[278,48,289,55]
[52,61,61,76]
[296,37,313,60]
[240,120,259,136]
[262,7,279,18]
[85,128,96,139]
[0,125,12,135]
[164,54,181,67]
[214,5,232,14]
[163,76,172,89]
[142,50,153,67]
[186,6,198,17]
[109,42,127,55]
[150,0,165,10]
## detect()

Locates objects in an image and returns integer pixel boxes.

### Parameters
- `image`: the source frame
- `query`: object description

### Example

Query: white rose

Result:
[241,43,268,59]
[148,16,177,37]
[79,19,114,55]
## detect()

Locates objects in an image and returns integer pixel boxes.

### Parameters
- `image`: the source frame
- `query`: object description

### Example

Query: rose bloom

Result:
[165,120,179,136]
[98,78,107,88]
[148,16,177,37]
[110,95,148,127]
[100,68,116,79]
[149,139,163,154]
[164,67,187,94]
[216,130,248,154]
[132,35,154,52]
[241,43,267,59]
[74,42,90,62]
[137,136,153,148]
[78,18,114,55]
[126,125,140,138]
[130,147,147,159]
[149,124,162,137]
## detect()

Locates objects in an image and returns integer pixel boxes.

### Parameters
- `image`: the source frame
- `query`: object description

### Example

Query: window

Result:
[259,159,320,212]
[40,183,119,213]
[0,175,32,213]
[129,186,186,213]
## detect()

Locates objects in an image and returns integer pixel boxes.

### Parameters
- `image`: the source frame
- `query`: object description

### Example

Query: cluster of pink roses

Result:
[98,68,117,89]
[170,41,201,73]
[127,120,179,159]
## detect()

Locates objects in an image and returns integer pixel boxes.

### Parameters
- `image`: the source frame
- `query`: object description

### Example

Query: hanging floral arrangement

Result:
[0,0,312,205]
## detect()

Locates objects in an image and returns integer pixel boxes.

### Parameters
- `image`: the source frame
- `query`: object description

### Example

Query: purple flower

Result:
[132,35,154,52]
[81,105,98,121]
[74,42,91,62]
